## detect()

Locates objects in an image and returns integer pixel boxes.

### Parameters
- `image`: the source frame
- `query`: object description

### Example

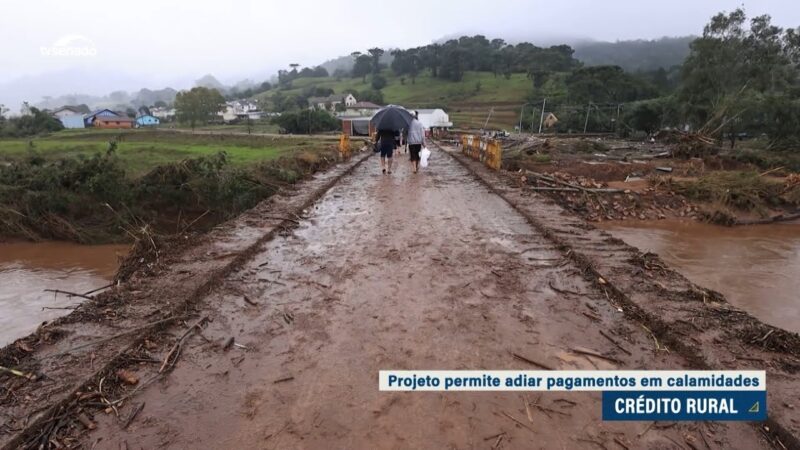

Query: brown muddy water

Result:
[0,242,128,346]
[599,220,800,333]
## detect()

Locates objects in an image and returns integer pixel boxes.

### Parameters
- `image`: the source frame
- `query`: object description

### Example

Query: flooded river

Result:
[0,242,128,347]
[600,220,800,333]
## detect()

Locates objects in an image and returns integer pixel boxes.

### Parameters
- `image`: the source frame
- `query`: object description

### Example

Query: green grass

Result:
[0,129,336,176]
[259,70,533,114]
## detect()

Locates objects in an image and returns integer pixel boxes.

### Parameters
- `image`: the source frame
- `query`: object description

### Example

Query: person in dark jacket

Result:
[374,129,397,174]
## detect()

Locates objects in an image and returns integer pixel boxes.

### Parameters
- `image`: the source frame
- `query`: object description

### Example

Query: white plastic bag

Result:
[420,147,431,168]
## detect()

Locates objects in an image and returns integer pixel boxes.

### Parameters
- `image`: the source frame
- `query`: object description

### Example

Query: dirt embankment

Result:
[0,142,347,244]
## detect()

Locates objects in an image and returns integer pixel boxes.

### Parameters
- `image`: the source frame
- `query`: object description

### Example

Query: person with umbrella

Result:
[374,128,397,174]
[370,106,414,175]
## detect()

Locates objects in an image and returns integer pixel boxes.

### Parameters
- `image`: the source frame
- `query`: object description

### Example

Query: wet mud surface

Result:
[80,149,775,449]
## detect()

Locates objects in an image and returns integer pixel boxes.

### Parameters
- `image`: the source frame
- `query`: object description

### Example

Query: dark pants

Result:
[409,144,422,161]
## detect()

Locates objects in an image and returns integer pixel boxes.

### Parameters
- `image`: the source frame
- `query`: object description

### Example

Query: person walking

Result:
[374,128,397,174]
[407,111,426,174]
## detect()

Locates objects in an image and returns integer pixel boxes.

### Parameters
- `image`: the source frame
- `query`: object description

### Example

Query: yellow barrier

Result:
[461,135,502,171]
[339,133,351,159]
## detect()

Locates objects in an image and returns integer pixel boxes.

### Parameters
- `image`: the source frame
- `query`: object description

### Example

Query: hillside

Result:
[258,71,536,129]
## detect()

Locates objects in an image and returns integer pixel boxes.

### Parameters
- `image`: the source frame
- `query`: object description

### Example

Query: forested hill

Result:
[319,36,694,76]
[573,37,694,72]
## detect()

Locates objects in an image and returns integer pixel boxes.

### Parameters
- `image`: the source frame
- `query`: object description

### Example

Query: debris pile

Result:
[655,130,718,159]
[518,170,695,222]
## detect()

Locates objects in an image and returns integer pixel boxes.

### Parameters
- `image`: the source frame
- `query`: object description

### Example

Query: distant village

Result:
[48,94,452,136]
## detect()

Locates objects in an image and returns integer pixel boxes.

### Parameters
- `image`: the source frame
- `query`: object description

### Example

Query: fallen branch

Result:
[159,316,208,373]
[598,330,632,356]
[0,365,37,381]
[570,346,622,365]
[82,283,115,296]
[510,351,554,370]
[41,316,179,360]
[122,402,145,429]
[500,411,535,434]
[44,289,94,301]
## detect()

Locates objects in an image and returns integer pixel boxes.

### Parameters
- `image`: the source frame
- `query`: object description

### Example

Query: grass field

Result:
[261,71,532,105]
[0,129,338,176]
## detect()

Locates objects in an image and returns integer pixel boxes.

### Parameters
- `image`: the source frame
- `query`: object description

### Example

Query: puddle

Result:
[0,241,128,346]
[599,220,800,333]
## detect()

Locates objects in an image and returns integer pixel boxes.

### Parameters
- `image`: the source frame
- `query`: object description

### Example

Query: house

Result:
[308,94,357,111]
[341,101,381,117]
[218,100,263,123]
[94,115,134,129]
[84,109,121,127]
[52,106,86,129]
[415,108,452,131]
[52,106,83,119]
[135,114,160,127]
[543,112,559,129]
[151,107,176,120]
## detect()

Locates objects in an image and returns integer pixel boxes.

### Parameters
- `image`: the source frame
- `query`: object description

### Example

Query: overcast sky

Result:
[1,0,799,99]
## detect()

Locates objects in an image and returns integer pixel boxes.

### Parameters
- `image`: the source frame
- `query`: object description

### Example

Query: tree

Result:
[272,109,339,134]
[371,74,387,90]
[352,54,372,83]
[358,89,384,105]
[678,8,800,138]
[174,87,225,130]
[367,47,384,74]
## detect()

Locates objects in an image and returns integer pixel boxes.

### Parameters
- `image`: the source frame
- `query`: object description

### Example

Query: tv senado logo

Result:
[40,35,97,57]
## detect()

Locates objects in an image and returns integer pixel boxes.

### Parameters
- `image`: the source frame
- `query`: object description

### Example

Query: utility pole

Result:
[537,98,547,134]
[583,104,592,134]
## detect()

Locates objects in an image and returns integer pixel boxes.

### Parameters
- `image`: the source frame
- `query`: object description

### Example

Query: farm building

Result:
[52,106,86,129]
[339,117,373,136]
[135,114,160,127]
[94,116,134,129]
[341,101,381,117]
[415,109,452,132]
[308,94,357,111]
[84,109,121,127]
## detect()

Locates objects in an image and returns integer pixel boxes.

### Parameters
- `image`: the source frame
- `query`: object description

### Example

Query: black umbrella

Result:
[370,105,414,131]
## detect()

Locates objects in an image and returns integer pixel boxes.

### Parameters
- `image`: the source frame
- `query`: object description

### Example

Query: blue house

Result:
[84,109,120,127]
[135,114,160,127]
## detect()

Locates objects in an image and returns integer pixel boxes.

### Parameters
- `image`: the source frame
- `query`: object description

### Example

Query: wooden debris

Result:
[223,337,235,351]
[273,376,294,384]
[116,369,139,386]
[76,412,96,430]
[122,402,145,430]
[510,351,554,370]
[570,346,622,365]
[501,411,535,434]
[243,295,258,306]
[598,330,632,356]
[0,365,37,381]
[159,316,208,373]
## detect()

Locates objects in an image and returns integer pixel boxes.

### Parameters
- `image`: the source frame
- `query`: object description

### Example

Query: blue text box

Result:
[602,390,766,421]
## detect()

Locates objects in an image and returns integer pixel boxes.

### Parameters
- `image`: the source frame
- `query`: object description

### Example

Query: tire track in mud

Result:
[80,146,770,449]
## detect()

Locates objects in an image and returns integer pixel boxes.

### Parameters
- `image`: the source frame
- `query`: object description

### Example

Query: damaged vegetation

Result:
[0,137,343,243]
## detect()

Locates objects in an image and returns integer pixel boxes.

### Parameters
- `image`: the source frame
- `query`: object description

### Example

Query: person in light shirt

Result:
[407,111,426,174]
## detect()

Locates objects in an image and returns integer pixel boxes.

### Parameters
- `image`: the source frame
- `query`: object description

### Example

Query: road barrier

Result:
[339,133,351,159]
[461,135,502,170]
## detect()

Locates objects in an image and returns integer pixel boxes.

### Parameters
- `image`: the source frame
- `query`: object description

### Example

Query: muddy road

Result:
[67,148,781,449]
